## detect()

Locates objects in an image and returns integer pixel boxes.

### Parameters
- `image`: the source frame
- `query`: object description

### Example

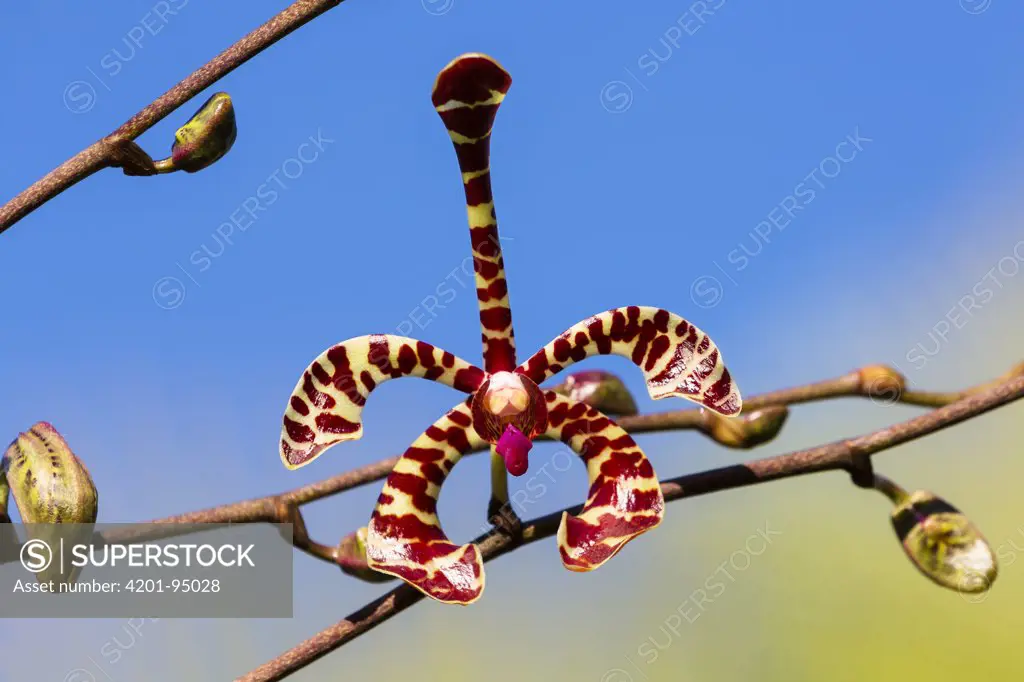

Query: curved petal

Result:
[543,391,664,572]
[432,53,518,373]
[518,306,741,416]
[365,400,487,605]
[280,335,486,469]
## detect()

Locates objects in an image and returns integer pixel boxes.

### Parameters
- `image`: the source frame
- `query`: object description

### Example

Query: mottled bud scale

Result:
[1,423,98,525]
[170,92,237,173]
[891,490,997,594]
[1,422,99,585]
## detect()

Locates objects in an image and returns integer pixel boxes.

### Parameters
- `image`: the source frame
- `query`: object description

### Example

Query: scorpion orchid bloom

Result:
[278,53,743,605]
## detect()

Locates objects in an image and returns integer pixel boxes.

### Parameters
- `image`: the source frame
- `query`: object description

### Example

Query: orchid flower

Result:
[278,53,742,605]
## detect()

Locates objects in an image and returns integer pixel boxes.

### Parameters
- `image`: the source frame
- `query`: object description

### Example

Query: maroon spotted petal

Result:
[519,306,741,416]
[280,335,485,469]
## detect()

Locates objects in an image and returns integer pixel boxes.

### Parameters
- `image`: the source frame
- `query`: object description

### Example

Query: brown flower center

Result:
[471,371,548,473]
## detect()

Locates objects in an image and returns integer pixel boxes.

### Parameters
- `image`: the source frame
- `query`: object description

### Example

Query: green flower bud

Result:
[701,406,788,449]
[858,365,906,404]
[169,92,237,173]
[551,370,638,416]
[891,490,997,594]
[2,422,98,525]
[0,477,18,563]
[1,422,98,586]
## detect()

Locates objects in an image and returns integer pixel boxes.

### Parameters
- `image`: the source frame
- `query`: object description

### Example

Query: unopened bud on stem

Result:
[2,423,98,525]
[1,422,98,585]
[157,93,237,173]
[700,406,788,449]
[887,487,997,595]
[550,370,638,416]
[858,365,906,404]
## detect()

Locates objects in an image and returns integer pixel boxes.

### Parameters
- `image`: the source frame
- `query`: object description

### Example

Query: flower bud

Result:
[891,490,997,594]
[0,478,18,563]
[169,92,237,173]
[2,423,98,525]
[2,422,98,585]
[551,370,638,416]
[858,365,906,403]
[337,527,393,583]
[701,406,788,449]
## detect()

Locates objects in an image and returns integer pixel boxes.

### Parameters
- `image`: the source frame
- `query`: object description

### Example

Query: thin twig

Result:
[0,0,345,236]
[236,371,1024,681]
[1,363,1011,567]
[81,497,341,566]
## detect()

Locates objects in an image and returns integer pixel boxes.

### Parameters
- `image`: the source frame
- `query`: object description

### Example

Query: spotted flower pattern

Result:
[279,53,742,604]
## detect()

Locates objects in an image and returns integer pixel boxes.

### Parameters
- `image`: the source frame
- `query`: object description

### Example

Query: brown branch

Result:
[1,363,1013,668]
[2,363,1011,568]
[137,362,1024,525]
[84,496,342,566]
[0,0,345,236]
[237,371,1024,681]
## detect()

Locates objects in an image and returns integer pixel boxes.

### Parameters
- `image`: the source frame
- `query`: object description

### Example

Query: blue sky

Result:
[2,1,1024,680]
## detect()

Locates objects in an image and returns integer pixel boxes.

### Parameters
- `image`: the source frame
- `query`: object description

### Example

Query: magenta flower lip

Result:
[496,424,532,477]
